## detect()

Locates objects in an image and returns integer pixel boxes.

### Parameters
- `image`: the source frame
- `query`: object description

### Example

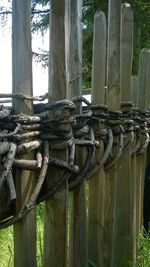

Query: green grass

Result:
[136,230,150,267]
[1,209,150,267]
[36,203,44,267]
[0,226,13,267]
[0,203,44,267]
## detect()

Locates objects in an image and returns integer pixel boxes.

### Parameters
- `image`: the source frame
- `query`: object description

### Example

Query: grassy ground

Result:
[0,203,44,267]
[136,231,150,267]
[0,205,150,267]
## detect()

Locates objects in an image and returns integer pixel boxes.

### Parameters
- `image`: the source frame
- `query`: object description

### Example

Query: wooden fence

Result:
[0,0,150,267]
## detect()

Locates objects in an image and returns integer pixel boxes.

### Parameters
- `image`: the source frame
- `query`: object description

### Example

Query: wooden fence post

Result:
[88,11,106,267]
[91,11,106,105]
[136,49,150,239]
[107,0,121,111]
[67,0,82,100]
[131,76,138,106]
[12,0,36,266]
[111,3,134,266]
[67,1,88,266]
[104,0,121,266]
[131,74,138,262]
[120,3,133,101]
[138,49,150,111]
[43,1,68,266]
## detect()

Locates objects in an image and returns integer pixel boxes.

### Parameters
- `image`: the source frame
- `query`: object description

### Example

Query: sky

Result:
[0,0,91,102]
[0,0,49,96]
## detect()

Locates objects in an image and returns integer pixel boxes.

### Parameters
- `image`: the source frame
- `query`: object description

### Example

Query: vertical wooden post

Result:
[120,3,133,101]
[91,11,106,105]
[138,49,150,111]
[107,0,121,111]
[136,49,150,238]
[67,1,88,266]
[12,0,36,266]
[131,74,138,262]
[67,0,82,100]
[43,1,68,266]
[131,76,138,106]
[111,3,134,266]
[88,11,106,267]
[131,76,139,263]
[48,0,67,101]
[104,0,121,266]
[144,50,150,236]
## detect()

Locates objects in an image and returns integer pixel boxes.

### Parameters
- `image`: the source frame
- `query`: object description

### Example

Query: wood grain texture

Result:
[104,1,121,266]
[111,4,133,266]
[67,1,88,266]
[121,3,133,101]
[43,1,68,266]
[88,10,106,267]
[12,1,36,266]
[91,11,106,105]
[107,0,121,111]
[138,49,150,110]
[131,76,138,106]
[136,49,150,242]
[48,0,67,101]
[67,0,82,100]
[43,0,74,266]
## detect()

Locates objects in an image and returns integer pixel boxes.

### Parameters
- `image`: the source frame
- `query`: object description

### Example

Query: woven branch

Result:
[0,141,10,155]
[0,143,17,188]
[38,171,71,203]
[0,141,49,229]
[36,151,43,168]
[87,128,113,179]
[5,171,16,202]
[13,159,39,170]
[17,140,42,154]
[0,93,48,102]
[0,95,150,227]
[0,124,20,138]
[0,109,11,119]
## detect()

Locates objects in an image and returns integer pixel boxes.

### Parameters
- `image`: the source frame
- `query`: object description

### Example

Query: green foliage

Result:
[0,226,13,267]
[0,213,150,266]
[0,204,44,267]
[82,0,150,87]
[136,230,150,267]
[31,0,50,33]
[36,203,44,267]
[82,0,107,88]
[127,0,150,74]
[1,0,150,87]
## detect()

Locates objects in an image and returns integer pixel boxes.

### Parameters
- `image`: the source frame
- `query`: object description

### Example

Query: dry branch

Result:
[17,140,42,154]
[0,141,10,155]
[13,159,39,170]
[0,142,17,188]
[0,93,48,102]
[5,171,16,202]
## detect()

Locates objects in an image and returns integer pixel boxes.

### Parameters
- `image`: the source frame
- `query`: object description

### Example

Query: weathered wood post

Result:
[120,3,133,101]
[136,49,150,238]
[104,0,121,266]
[67,1,88,266]
[91,11,106,104]
[131,76,138,106]
[131,74,138,262]
[43,1,68,266]
[12,0,36,266]
[107,0,121,111]
[88,10,106,267]
[110,3,133,266]
[67,0,82,100]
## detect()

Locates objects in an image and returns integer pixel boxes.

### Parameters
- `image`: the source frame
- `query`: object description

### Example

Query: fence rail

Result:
[0,1,150,267]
